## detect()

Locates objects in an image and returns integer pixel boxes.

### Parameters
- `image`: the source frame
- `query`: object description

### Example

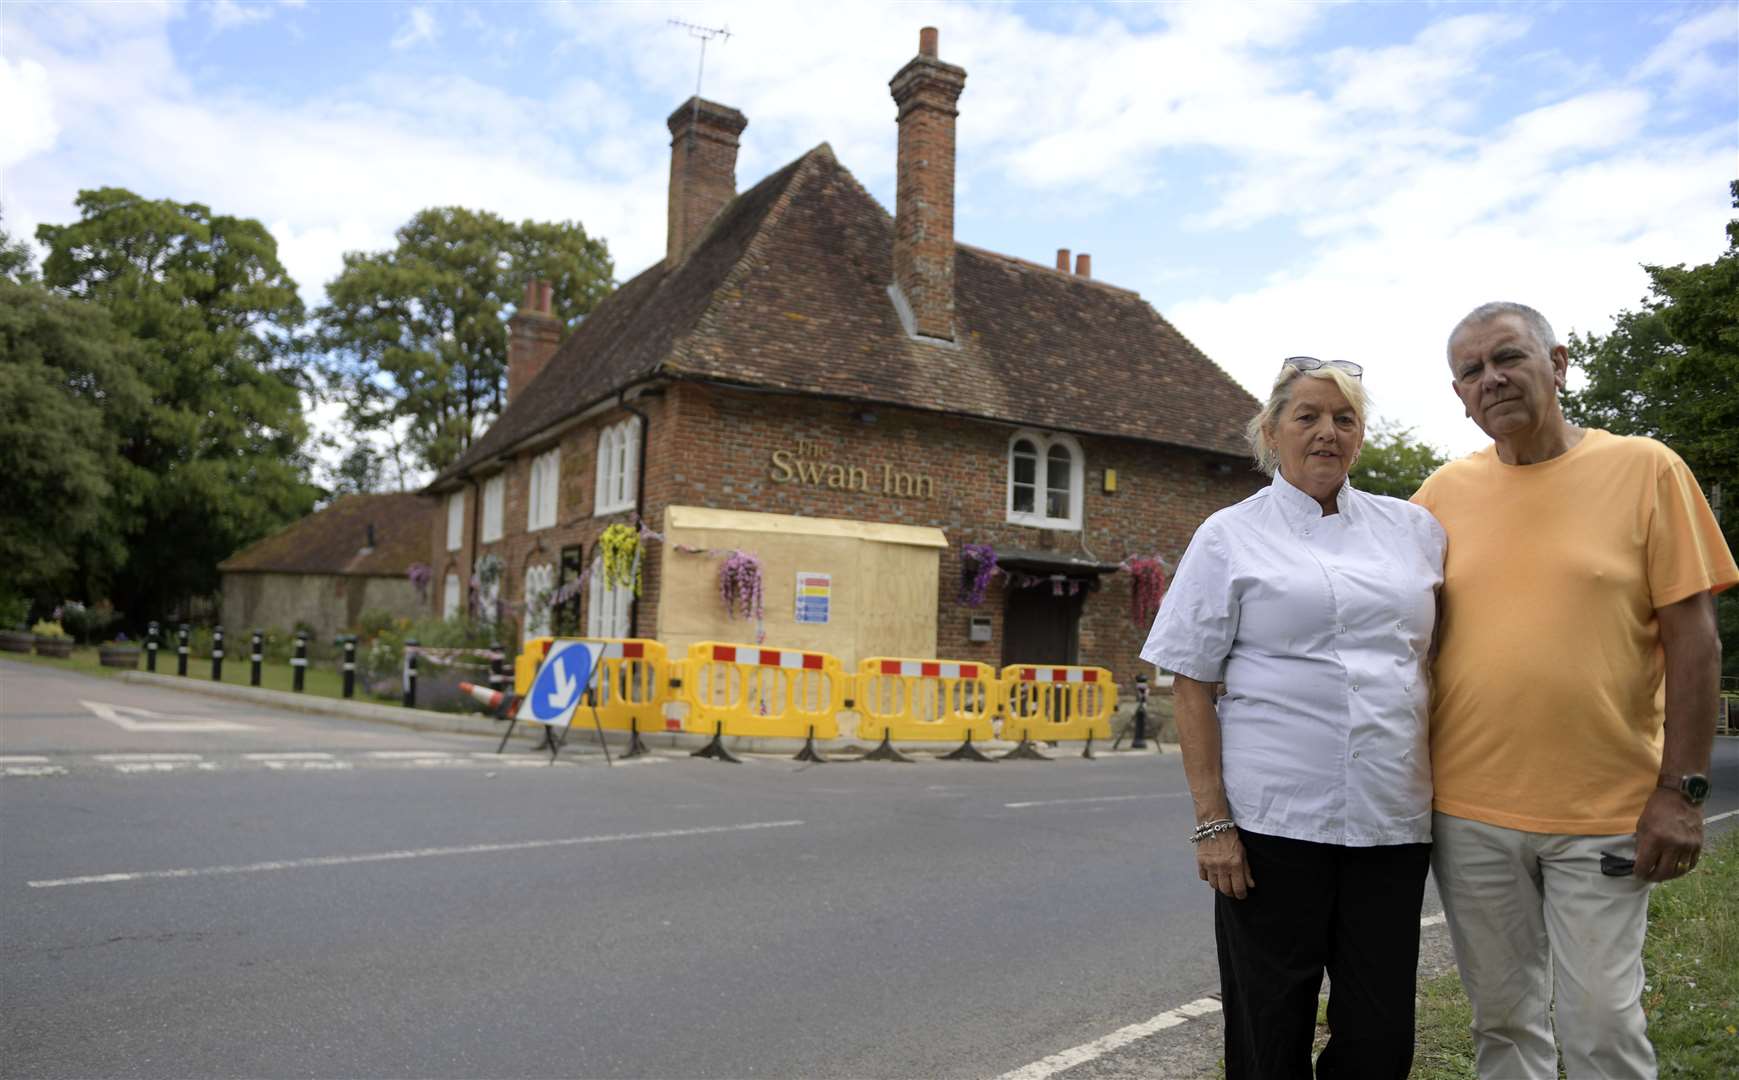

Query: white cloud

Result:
[0,55,58,171]
[390,6,438,51]
[210,0,271,32]
[1632,6,1738,99]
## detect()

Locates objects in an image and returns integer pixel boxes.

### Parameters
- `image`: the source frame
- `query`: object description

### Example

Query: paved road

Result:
[4,659,1737,1079]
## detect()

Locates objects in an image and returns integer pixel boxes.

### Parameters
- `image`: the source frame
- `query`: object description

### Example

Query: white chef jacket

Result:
[1141,470,1445,846]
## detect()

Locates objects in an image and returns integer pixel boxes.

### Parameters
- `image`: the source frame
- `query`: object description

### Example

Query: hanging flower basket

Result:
[1125,557,1169,628]
[599,523,642,595]
[958,543,997,607]
[718,551,764,623]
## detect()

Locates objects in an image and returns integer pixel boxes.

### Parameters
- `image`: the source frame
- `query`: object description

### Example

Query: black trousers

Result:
[1216,830,1431,1080]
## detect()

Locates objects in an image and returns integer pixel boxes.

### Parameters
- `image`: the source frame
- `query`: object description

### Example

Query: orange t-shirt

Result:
[1413,430,1737,834]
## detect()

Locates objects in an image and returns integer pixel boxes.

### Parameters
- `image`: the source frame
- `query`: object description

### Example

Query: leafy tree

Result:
[1564,179,1739,674]
[316,207,613,474]
[1351,421,1448,500]
[0,280,147,604]
[35,188,320,620]
[0,208,36,283]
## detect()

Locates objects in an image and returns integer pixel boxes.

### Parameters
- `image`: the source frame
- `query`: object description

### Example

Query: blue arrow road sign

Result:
[517,641,605,728]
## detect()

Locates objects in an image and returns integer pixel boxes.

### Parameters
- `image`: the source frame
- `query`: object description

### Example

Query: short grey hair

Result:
[1245,365,1368,477]
[1448,301,1558,357]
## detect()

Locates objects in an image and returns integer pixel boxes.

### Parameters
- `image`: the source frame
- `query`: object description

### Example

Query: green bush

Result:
[31,620,69,639]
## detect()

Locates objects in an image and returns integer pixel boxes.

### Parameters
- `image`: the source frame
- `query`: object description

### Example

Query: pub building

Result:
[424,28,1262,689]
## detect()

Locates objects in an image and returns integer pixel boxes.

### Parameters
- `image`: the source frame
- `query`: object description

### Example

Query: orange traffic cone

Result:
[458,682,506,712]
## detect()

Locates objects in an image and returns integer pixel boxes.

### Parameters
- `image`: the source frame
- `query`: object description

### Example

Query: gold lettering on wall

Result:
[769,442,935,499]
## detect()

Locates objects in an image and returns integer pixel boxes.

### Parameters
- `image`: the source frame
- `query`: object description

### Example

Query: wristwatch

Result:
[1658,771,1711,806]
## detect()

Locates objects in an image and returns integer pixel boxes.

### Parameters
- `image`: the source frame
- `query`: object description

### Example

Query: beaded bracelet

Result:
[1190,818,1237,844]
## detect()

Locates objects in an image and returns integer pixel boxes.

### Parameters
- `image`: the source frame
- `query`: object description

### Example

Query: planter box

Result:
[0,630,33,653]
[33,636,74,658]
[98,644,141,669]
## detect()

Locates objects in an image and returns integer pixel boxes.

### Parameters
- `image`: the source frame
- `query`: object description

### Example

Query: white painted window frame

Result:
[1004,430,1084,530]
[445,491,464,551]
[587,551,632,638]
[523,562,555,641]
[442,572,461,620]
[593,417,640,516]
[527,448,560,532]
[481,474,505,543]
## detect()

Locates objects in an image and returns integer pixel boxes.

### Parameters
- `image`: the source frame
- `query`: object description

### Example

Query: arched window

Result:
[594,417,641,516]
[526,448,560,532]
[523,563,555,641]
[1006,431,1084,529]
[587,551,632,638]
[442,572,461,620]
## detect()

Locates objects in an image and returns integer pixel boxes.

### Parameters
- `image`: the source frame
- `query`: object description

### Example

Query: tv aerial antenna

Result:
[669,19,731,105]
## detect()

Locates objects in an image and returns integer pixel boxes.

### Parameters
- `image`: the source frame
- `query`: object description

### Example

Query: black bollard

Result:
[1132,674,1150,750]
[177,623,190,676]
[403,638,419,708]
[146,621,160,673]
[489,641,506,694]
[292,632,308,693]
[250,630,263,687]
[210,625,225,682]
[341,636,357,699]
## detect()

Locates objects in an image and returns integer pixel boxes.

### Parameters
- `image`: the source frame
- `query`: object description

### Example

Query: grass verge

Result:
[1411,825,1739,1078]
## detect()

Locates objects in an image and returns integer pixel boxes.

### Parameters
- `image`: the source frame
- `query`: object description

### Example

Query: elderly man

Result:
[1413,301,1736,1078]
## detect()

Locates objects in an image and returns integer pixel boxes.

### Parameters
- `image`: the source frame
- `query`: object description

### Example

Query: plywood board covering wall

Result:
[658,506,947,667]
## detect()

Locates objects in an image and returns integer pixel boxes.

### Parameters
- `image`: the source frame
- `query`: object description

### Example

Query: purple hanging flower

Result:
[958,543,997,607]
[718,551,764,622]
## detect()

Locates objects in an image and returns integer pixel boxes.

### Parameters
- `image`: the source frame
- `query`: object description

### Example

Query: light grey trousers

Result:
[1432,812,1657,1080]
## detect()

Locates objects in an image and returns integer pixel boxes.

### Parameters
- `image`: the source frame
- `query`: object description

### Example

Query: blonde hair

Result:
[1245,365,1369,477]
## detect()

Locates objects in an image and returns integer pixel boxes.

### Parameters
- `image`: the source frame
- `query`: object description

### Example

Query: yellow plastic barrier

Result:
[680,642,846,739]
[515,637,672,733]
[998,664,1118,743]
[855,657,998,744]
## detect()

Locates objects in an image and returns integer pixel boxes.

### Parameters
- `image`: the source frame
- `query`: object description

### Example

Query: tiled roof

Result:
[433,144,1256,487]
[218,492,434,577]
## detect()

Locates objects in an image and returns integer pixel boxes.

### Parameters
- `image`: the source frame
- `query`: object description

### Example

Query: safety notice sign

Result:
[795,571,831,624]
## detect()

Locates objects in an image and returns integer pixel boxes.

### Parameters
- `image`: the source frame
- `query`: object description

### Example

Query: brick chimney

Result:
[1075,253,1091,279]
[889,26,966,341]
[507,279,561,404]
[666,97,748,264]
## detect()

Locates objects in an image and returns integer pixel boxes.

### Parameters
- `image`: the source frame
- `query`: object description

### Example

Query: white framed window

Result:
[593,417,641,516]
[523,562,555,641]
[587,551,632,638]
[442,572,461,619]
[445,491,464,551]
[526,448,560,532]
[481,474,505,542]
[1006,431,1084,529]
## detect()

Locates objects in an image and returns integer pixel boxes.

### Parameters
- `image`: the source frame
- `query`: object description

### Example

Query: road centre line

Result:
[244,752,334,761]
[27,820,806,889]
[368,751,454,759]
[1003,793,1187,809]
[0,755,51,763]
[95,753,204,762]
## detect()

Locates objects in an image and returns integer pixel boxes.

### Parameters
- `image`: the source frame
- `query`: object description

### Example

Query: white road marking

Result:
[28,820,807,889]
[999,910,1455,1080]
[81,700,257,733]
[96,753,204,762]
[1004,793,1185,809]
[0,755,50,763]
[996,997,1224,1080]
[113,761,216,773]
[261,760,353,770]
[1706,808,1738,825]
[368,751,454,759]
[243,752,334,761]
[3,765,67,777]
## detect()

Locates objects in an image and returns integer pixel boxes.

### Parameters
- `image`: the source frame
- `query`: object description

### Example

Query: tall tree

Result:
[0,207,36,283]
[1564,179,1739,674]
[316,207,613,474]
[0,280,148,604]
[35,188,319,619]
[1350,421,1448,500]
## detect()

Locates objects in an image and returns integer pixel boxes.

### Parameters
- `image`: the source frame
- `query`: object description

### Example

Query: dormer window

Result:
[1006,431,1083,530]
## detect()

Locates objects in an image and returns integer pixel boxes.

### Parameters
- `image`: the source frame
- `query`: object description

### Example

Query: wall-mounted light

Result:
[1102,468,1118,494]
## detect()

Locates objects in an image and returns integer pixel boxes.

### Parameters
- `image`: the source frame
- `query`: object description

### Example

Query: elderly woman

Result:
[1141,357,1445,1080]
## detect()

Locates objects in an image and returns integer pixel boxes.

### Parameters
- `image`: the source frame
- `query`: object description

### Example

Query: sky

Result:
[3,0,1736,477]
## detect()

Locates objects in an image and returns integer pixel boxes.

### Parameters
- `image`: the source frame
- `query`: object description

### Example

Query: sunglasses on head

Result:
[1283,356,1363,379]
